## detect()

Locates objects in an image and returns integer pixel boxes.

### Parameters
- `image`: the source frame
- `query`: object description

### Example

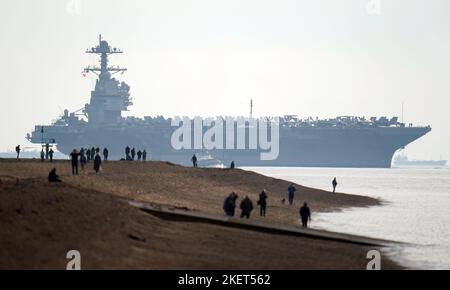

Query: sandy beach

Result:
[0,159,400,269]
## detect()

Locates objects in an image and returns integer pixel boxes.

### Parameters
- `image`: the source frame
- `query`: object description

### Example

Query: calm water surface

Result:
[244,167,450,269]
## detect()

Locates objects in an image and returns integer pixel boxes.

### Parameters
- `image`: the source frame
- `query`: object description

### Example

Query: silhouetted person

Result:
[15,145,21,160]
[299,202,311,228]
[94,152,101,173]
[80,150,86,170]
[49,149,54,162]
[223,192,238,217]
[258,190,268,217]
[240,196,254,219]
[191,154,198,167]
[332,177,338,193]
[45,143,50,159]
[48,168,61,183]
[142,150,147,161]
[131,148,136,160]
[90,147,95,160]
[40,149,45,162]
[70,149,80,176]
[137,150,142,161]
[86,148,91,162]
[103,147,109,161]
[288,184,296,205]
[125,146,131,160]
[230,161,235,169]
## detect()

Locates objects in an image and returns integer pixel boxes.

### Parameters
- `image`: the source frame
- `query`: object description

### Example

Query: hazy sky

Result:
[1,0,449,159]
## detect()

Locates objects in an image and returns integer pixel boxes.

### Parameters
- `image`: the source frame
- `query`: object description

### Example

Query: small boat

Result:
[196,152,225,168]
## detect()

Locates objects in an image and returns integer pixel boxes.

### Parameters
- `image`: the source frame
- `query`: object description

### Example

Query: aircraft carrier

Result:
[27,36,431,168]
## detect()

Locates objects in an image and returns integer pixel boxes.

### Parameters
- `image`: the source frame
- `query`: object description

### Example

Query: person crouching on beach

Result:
[48,168,61,183]
[240,196,254,219]
[94,152,102,173]
[299,202,311,228]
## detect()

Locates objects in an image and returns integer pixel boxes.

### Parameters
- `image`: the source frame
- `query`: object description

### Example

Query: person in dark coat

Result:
[125,146,131,160]
[15,145,21,160]
[69,149,80,176]
[80,148,86,170]
[223,192,238,217]
[240,196,254,219]
[142,150,147,161]
[94,152,102,173]
[90,147,96,160]
[40,149,45,162]
[86,148,91,162]
[48,168,61,182]
[258,190,268,217]
[288,184,296,205]
[103,148,109,161]
[131,148,136,160]
[137,150,142,161]
[49,148,54,162]
[332,177,338,193]
[191,154,198,167]
[299,202,311,228]
[230,161,235,169]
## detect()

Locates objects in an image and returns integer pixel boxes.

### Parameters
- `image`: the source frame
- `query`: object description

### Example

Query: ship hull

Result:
[29,124,431,168]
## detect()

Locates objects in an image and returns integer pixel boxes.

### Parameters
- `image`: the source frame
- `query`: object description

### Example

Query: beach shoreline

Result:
[0,159,401,269]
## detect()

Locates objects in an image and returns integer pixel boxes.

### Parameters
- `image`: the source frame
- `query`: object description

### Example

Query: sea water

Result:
[243,167,450,269]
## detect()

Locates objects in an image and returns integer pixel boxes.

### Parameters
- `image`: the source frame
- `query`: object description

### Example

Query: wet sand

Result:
[0,159,400,269]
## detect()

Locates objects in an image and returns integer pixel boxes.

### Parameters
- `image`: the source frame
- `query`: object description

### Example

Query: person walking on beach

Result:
[191,154,198,168]
[299,202,311,228]
[223,192,238,216]
[15,145,21,160]
[258,189,268,217]
[230,161,235,169]
[45,144,50,160]
[49,148,54,162]
[332,177,338,193]
[137,150,142,161]
[240,196,254,219]
[80,148,86,170]
[48,168,62,183]
[131,148,136,160]
[125,146,131,160]
[70,149,80,176]
[142,150,147,162]
[94,152,102,173]
[86,148,91,162]
[90,147,96,160]
[103,147,109,161]
[40,149,45,162]
[288,184,296,205]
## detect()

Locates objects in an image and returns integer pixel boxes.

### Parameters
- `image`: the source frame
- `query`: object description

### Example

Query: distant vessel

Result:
[27,36,432,168]
[196,152,225,168]
[393,154,447,167]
